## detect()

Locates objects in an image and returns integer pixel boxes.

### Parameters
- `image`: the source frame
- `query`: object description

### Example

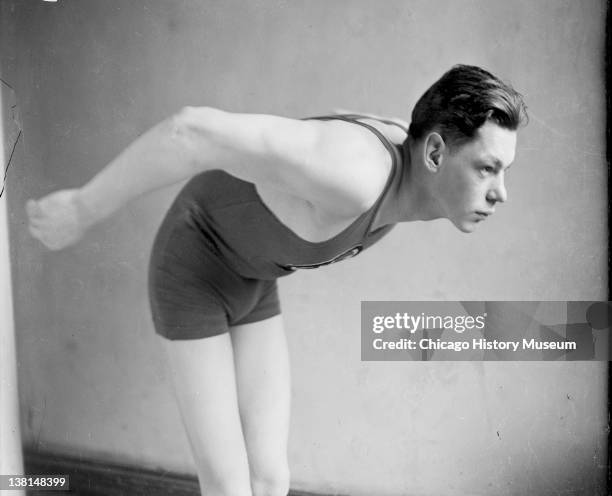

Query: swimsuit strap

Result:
[302,114,403,170]
[302,114,402,234]
[327,113,409,133]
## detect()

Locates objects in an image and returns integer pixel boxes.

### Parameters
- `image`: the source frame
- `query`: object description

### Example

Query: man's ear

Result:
[423,132,446,173]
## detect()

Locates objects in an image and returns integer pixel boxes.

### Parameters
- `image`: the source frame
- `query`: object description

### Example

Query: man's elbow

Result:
[171,106,219,139]
[166,106,227,166]
[149,106,222,174]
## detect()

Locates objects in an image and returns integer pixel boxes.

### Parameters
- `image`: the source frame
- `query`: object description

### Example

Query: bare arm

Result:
[27,106,387,249]
[76,111,201,225]
[79,106,386,220]
[28,111,215,249]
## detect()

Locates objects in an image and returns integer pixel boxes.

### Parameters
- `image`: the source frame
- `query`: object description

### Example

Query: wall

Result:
[1,1,607,495]
[1,60,25,490]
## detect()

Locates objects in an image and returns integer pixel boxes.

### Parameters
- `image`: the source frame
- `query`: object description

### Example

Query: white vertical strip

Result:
[0,83,25,493]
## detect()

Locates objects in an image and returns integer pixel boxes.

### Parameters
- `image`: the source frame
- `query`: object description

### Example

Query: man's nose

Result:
[487,176,507,204]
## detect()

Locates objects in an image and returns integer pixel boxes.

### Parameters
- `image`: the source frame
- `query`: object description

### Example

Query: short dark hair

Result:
[408,64,528,148]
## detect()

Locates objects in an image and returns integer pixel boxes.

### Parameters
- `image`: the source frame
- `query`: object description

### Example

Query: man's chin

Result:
[452,219,479,233]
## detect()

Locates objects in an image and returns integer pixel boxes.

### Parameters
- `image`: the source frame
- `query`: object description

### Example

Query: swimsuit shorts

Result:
[148,204,281,340]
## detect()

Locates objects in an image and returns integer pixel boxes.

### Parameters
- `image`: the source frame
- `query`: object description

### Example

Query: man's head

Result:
[408,64,528,149]
[406,65,528,233]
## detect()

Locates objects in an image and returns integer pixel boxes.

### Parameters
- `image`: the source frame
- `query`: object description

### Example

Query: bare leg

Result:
[231,315,291,496]
[158,333,252,496]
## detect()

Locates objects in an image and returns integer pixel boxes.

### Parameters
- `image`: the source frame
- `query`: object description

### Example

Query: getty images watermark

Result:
[361,301,610,361]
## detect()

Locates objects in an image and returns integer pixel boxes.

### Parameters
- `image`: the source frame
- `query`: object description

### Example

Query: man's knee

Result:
[198,476,252,496]
[195,464,252,496]
[251,465,290,496]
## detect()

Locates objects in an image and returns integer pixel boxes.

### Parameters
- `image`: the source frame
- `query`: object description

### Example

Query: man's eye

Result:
[481,166,494,174]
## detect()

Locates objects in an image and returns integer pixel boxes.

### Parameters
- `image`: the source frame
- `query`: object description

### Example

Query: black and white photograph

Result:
[0,1,608,495]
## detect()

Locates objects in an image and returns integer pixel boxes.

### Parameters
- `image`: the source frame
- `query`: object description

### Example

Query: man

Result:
[27,64,527,496]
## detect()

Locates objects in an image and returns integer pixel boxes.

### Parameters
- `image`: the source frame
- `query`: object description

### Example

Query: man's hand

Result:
[26,189,91,250]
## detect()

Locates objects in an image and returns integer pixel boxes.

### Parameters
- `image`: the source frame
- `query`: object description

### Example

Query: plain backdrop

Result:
[1,1,607,495]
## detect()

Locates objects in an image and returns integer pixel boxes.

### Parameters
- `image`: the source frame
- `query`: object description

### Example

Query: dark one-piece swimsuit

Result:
[148,114,406,339]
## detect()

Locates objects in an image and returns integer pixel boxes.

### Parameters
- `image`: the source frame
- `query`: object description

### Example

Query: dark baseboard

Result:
[23,448,325,496]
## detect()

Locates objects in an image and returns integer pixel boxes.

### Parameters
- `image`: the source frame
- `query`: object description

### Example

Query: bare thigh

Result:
[158,332,252,496]
[231,315,291,492]
[157,315,291,496]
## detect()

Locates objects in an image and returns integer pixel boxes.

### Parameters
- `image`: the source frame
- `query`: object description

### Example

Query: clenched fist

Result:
[26,189,90,250]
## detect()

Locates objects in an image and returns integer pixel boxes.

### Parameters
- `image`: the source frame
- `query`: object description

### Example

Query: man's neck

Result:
[370,144,443,230]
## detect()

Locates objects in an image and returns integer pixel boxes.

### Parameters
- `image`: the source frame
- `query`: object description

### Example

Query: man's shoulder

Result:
[307,119,394,216]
